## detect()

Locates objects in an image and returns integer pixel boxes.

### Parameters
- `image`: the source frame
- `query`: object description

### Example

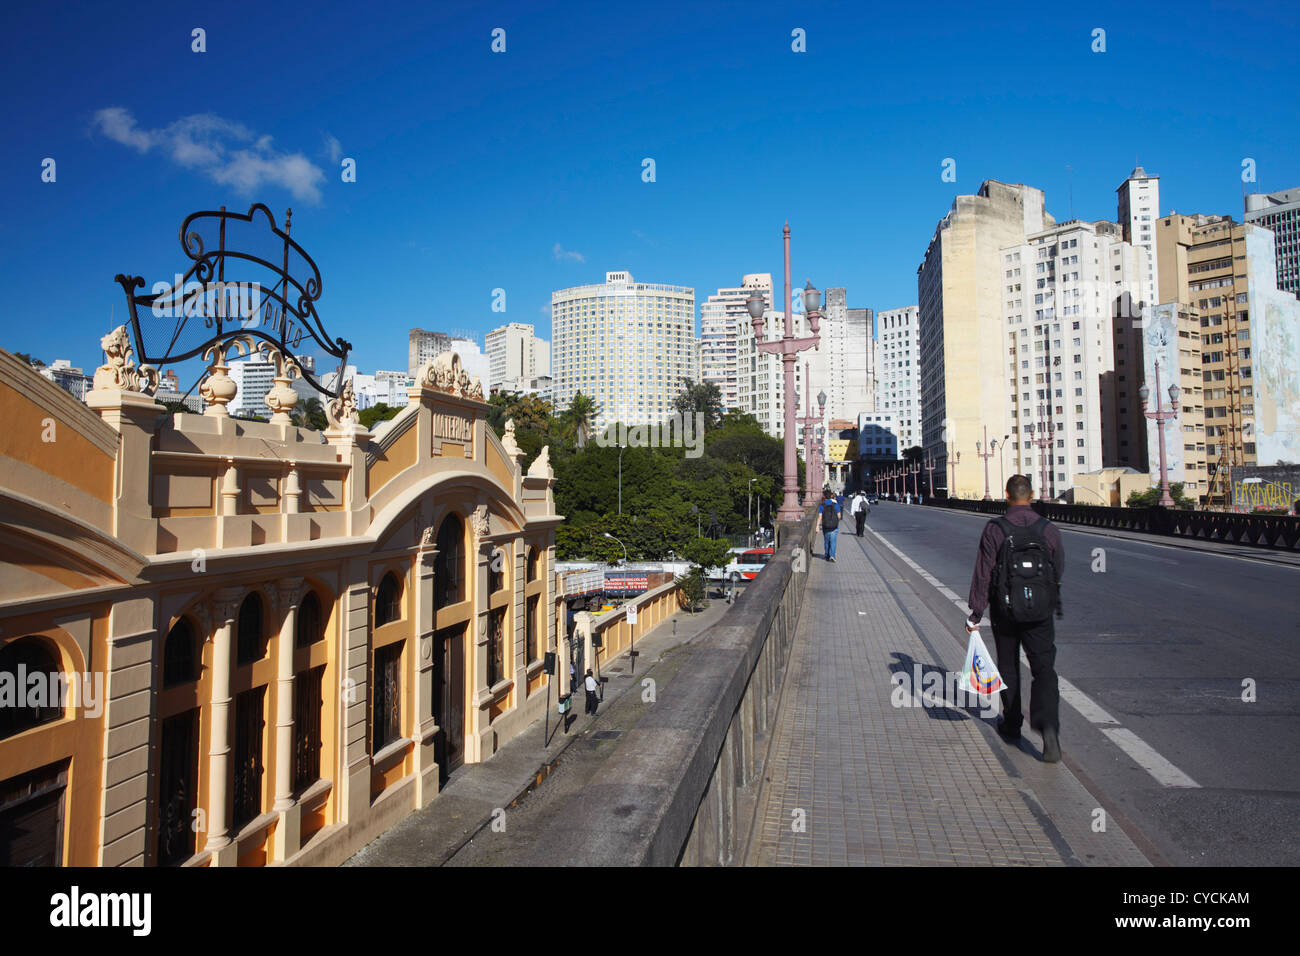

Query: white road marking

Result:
[1100,728,1200,788]
[866,525,1200,789]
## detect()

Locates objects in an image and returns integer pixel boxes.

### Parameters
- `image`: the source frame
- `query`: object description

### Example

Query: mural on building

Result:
[1142,303,1186,484]
[1245,228,1300,465]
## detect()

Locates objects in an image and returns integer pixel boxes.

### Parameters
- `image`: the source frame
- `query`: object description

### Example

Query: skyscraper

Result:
[811,288,873,424]
[1117,167,1160,300]
[408,328,451,378]
[700,273,772,412]
[874,306,922,451]
[1244,187,1300,298]
[918,180,1054,496]
[486,322,540,392]
[551,271,696,429]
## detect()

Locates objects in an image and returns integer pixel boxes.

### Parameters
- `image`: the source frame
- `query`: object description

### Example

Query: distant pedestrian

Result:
[966,475,1065,762]
[850,489,869,536]
[817,487,841,562]
[584,668,600,715]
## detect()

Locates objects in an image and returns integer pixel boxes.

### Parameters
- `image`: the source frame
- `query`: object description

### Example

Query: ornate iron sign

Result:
[114,204,352,397]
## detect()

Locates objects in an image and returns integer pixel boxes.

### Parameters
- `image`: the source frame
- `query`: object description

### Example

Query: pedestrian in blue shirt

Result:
[817,488,842,562]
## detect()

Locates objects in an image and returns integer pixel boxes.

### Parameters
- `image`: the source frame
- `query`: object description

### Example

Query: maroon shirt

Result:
[967,504,1064,623]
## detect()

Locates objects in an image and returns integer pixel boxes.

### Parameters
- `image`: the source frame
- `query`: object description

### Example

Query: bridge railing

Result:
[924,497,1300,551]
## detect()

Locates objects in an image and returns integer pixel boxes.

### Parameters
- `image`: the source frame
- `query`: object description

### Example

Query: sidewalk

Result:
[344,594,732,867]
[744,527,1151,866]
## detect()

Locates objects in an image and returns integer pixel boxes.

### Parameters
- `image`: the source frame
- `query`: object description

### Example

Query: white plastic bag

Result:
[959,628,1005,696]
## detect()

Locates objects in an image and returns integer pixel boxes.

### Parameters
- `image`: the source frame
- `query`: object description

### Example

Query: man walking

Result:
[851,489,869,536]
[584,668,600,715]
[816,487,841,562]
[966,475,1065,762]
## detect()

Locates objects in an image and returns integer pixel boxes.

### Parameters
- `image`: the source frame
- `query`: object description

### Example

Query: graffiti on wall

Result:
[1233,480,1296,510]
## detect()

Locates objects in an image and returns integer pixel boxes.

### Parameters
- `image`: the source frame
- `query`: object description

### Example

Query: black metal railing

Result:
[924,497,1300,551]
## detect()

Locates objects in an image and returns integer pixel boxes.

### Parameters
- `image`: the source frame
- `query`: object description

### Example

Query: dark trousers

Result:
[585,689,599,714]
[991,615,1059,733]
[855,511,866,536]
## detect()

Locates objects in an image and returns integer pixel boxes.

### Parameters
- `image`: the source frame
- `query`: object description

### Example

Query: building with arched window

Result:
[0,344,560,866]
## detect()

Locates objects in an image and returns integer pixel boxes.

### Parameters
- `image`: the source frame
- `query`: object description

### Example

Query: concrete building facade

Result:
[810,289,873,426]
[551,271,696,429]
[1244,187,1300,298]
[1000,219,1154,499]
[700,273,772,413]
[1117,167,1161,302]
[874,306,922,452]
[918,180,1054,497]
[486,322,541,393]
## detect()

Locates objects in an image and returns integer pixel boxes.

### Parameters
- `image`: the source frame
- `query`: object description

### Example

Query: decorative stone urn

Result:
[257,341,302,425]
[200,336,253,416]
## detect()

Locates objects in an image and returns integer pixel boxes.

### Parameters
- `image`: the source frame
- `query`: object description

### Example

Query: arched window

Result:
[527,547,540,582]
[163,619,199,687]
[0,638,64,739]
[434,514,465,608]
[296,592,323,648]
[236,593,266,666]
[375,574,402,628]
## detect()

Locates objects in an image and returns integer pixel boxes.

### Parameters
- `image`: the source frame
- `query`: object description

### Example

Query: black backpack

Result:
[992,516,1057,623]
[820,500,839,531]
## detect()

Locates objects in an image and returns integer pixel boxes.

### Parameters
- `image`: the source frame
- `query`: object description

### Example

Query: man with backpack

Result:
[816,487,841,562]
[966,474,1065,762]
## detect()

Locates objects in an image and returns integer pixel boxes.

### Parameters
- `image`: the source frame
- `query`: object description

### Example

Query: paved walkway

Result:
[345,594,732,866]
[746,526,1151,866]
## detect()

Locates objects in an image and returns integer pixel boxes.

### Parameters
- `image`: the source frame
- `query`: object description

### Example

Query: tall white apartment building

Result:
[1117,167,1160,303]
[1000,219,1151,498]
[874,306,922,451]
[551,271,696,429]
[736,307,809,438]
[486,322,540,392]
[700,273,772,412]
[810,289,874,424]
[408,328,451,378]
[228,358,278,417]
[1244,186,1300,297]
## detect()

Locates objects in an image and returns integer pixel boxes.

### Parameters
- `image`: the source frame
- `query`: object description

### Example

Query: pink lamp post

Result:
[947,448,961,499]
[747,223,821,522]
[924,453,937,499]
[797,363,826,505]
[909,460,921,500]
[1140,358,1182,508]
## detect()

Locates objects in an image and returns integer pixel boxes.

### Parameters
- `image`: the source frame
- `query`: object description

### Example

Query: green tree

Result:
[1126,482,1193,509]
[672,378,723,430]
[561,392,601,449]
[358,402,402,430]
[13,352,45,368]
[292,397,328,431]
[682,536,732,572]
[676,566,706,613]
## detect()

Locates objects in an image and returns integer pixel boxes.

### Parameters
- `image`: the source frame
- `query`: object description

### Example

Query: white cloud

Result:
[552,242,585,263]
[323,133,342,164]
[92,107,326,204]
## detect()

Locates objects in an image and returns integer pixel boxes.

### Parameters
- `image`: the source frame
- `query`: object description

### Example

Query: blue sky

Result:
[2,0,1297,387]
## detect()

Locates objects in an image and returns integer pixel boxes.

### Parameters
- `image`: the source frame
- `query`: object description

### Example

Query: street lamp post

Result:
[998,434,1009,492]
[1140,359,1182,508]
[603,532,628,565]
[617,443,625,515]
[748,477,757,541]
[975,426,998,501]
[1033,405,1057,502]
[747,224,822,522]
[909,460,920,500]
[925,453,937,499]
[797,363,821,506]
[947,447,961,499]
